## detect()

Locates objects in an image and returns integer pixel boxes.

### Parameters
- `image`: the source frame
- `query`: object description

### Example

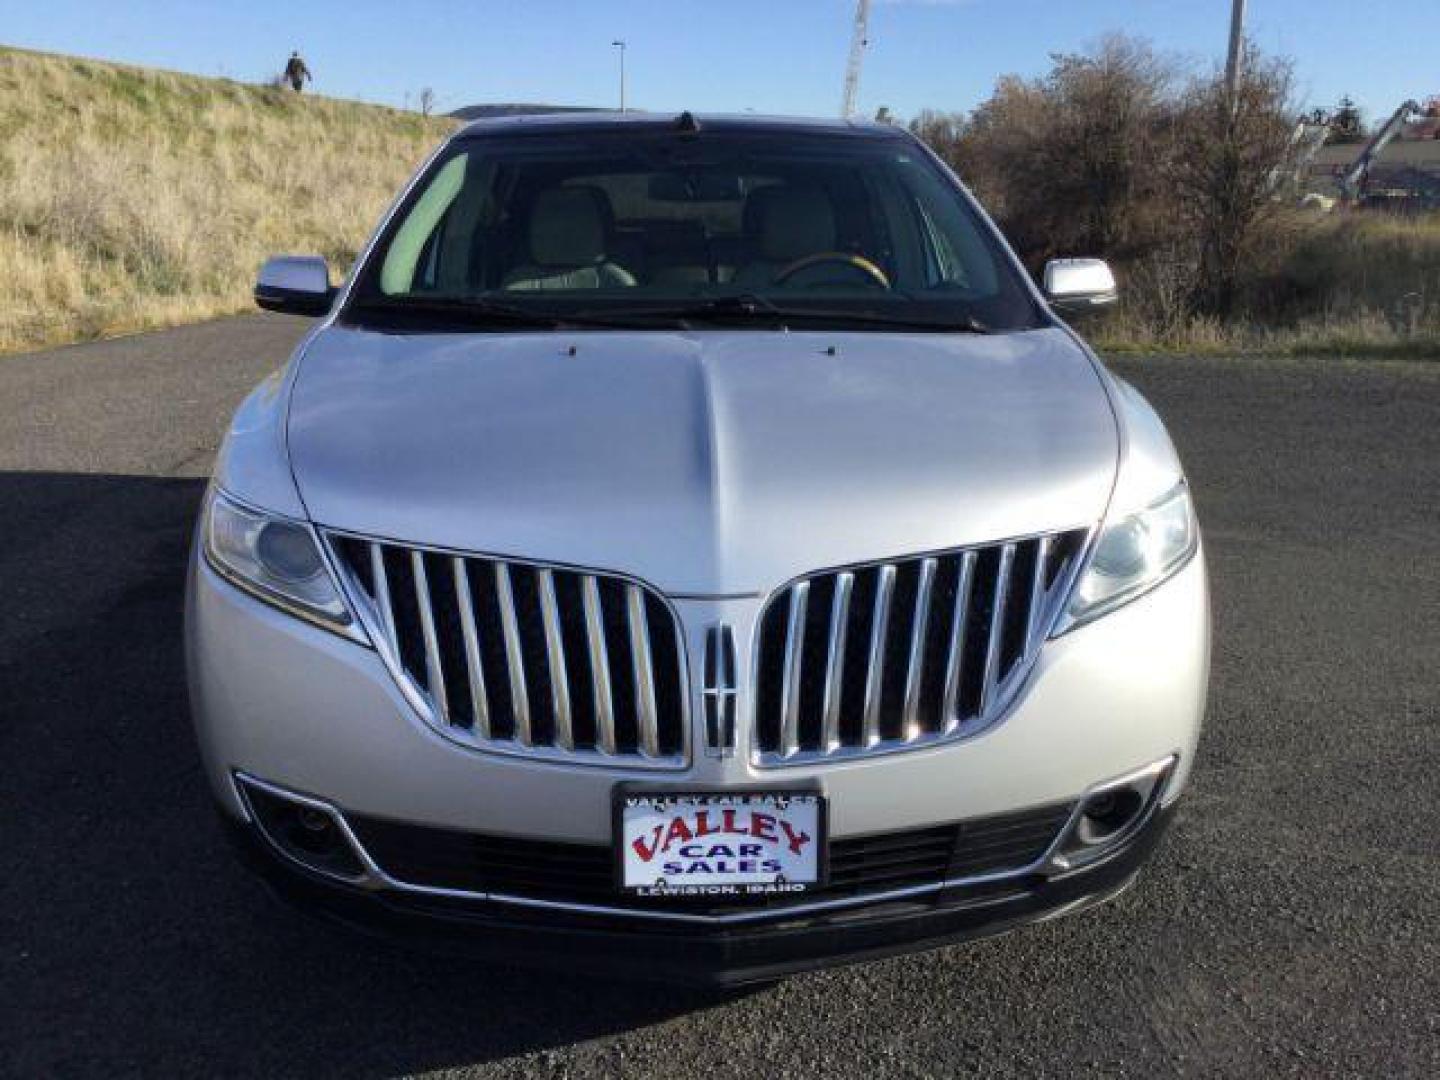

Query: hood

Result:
[287,325,1117,595]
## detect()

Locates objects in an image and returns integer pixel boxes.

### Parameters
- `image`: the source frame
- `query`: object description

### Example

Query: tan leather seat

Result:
[503,187,637,291]
[731,186,837,287]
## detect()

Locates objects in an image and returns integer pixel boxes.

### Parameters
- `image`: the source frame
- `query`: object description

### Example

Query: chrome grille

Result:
[328,536,689,768]
[754,529,1090,765]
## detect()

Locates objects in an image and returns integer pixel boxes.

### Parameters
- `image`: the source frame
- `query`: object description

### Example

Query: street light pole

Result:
[1224,0,1247,107]
[611,40,627,113]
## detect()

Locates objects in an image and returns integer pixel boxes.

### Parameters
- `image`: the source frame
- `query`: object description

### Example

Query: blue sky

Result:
[1,0,1431,123]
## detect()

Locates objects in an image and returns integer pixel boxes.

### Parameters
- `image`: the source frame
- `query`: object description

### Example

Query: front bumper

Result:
[188,536,1206,982]
[225,799,1177,986]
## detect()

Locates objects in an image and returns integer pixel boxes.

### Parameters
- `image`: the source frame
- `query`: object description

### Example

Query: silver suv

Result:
[187,113,1207,985]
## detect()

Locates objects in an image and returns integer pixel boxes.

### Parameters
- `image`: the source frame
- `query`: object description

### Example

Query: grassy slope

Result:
[0,46,453,353]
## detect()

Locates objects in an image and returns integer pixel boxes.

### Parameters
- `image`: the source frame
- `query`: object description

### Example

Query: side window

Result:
[380,153,469,294]
[915,200,966,288]
[895,160,999,297]
[863,168,927,287]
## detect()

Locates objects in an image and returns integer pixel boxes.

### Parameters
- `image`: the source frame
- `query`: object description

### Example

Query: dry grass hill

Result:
[0,46,453,353]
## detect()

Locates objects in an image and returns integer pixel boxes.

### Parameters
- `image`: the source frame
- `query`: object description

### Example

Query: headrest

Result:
[528,186,611,266]
[744,185,836,262]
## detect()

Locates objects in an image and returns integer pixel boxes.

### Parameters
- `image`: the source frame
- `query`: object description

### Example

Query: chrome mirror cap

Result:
[255,255,334,317]
[1043,258,1118,313]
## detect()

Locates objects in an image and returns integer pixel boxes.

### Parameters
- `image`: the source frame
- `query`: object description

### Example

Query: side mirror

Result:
[254,256,335,317]
[1043,258,1118,316]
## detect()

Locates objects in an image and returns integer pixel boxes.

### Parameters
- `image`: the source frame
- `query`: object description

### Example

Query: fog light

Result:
[1050,757,1175,871]
[236,774,367,882]
[1074,788,1145,844]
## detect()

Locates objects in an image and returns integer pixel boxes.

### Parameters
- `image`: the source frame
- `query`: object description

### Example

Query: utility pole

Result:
[840,0,871,119]
[612,40,627,113]
[1224,0,1247,107]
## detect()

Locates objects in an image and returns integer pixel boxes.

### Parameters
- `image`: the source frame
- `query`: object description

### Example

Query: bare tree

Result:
[908,109,968,174]
[902,34,1302,324]
[958,36,1176,267]
[419,88,436,118]
[1166,46,1298,316]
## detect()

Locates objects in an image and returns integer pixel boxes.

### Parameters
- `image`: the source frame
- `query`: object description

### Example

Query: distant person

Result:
[284,51,311,93]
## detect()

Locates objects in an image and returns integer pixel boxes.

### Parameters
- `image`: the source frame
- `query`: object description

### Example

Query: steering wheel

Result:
[773,252,891,289]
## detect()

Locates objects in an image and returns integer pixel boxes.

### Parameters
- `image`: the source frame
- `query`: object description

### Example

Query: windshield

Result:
[346,126,1046,332]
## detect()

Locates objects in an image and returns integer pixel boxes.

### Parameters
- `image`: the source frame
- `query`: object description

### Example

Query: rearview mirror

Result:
[255,256,335,317]
[1043,258,1118,316]
[647,171,746,202]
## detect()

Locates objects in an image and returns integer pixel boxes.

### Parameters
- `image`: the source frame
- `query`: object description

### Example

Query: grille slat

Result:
[411,550,450,724]
[862,564,896,747]
[754,529,1088,765]
[820,571,853,753]
[370,543,397,645]
[536,569,573,751]
[779,582,809,757]
[580,576,617,755]
[625,584,660,758]
[493,563,532,747]
[940,549,977,734]
[329,537,688,767]
[980,542,1016,715]
[901,557,938,739]
[1025,535,1054,658]
[452,557,492,738]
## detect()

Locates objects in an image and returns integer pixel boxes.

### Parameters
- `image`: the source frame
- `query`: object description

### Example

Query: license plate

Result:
[617,791,826,898]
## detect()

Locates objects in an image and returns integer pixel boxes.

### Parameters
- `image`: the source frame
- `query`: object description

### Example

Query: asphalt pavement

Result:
[2,314,1436,1077]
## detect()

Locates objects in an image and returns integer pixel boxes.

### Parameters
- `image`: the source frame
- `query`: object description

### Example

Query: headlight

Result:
[1057,480,1198,632]
[203,489,364,641]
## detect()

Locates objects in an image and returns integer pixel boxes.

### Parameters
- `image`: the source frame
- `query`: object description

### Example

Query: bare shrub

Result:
[908,110,968,175]
[1165,47,1299,317]
[958,36,1176,268]
[903,34,1430,352]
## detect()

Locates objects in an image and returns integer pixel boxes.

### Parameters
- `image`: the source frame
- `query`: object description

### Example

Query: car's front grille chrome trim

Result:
[411,549,449,725]
[326,533,690,769]
[702,624,739,758]
[581,576,617,755]
[940,549,977,734]
[820,571,853,752]
[625,584,661,759]
[452,556,491,739]
[753,527,1091,767]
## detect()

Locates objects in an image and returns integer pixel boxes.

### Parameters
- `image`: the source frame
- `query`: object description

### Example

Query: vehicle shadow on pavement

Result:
[0,472,735,1077]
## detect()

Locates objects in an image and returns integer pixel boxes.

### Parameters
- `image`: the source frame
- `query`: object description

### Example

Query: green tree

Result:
[1328,95,1367,144]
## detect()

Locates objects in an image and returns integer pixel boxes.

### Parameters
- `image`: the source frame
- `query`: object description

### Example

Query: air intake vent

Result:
[753,530,1089,765]
[344,799,1076,917]
[327,536,689,768]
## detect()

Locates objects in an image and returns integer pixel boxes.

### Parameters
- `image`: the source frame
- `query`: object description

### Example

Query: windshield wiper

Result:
[353,294,991,334]
[563,294,789,328]
[690,293,791,319]
[782,308,991,333]
[348,295,627,330]
[569,295,990,333]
